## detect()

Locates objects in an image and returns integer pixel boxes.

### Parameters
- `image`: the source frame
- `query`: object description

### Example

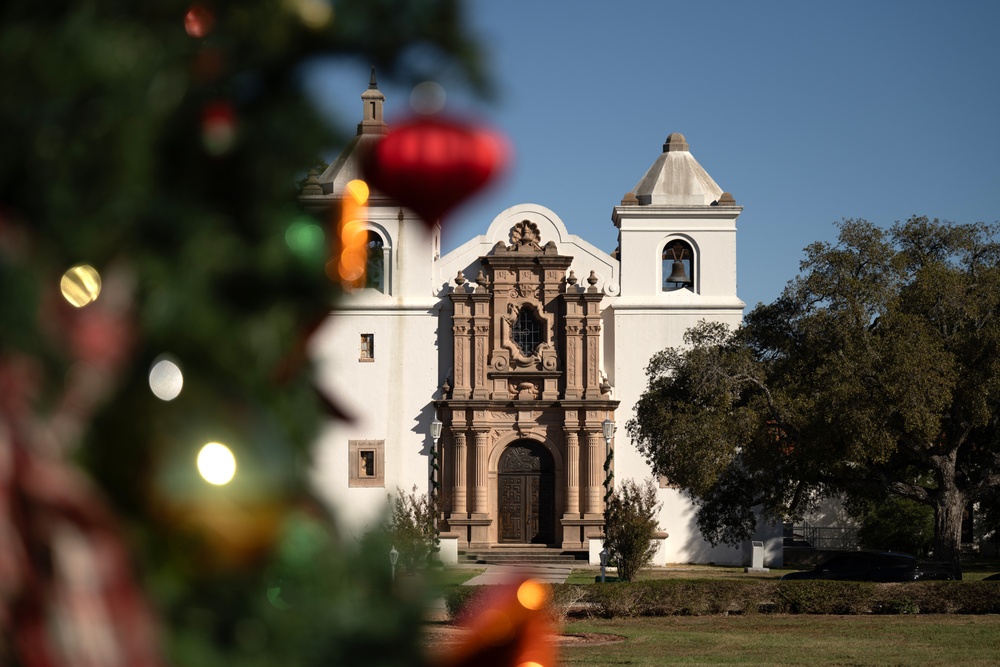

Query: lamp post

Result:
[599,547,609,583]
[429,417,443,530]
[389,545,399,582]
[601,418,615,506]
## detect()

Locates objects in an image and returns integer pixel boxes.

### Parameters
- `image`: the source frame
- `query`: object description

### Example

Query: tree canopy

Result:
[628,217,1000,574]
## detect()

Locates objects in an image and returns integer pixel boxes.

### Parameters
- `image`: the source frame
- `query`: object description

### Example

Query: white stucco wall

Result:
[309,305,441,532]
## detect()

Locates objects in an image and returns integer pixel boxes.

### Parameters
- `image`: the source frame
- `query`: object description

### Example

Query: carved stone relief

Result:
[499,301,554,369]
[508,381,538,400]
[509,220,542,250]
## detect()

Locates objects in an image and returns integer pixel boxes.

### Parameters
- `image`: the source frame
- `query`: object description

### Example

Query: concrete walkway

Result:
[461,563,573,586]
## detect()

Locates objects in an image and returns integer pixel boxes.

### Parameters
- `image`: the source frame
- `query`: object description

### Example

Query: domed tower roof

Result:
[629,133,723,206]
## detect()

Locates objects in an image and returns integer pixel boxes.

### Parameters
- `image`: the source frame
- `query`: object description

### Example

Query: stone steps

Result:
[460,547,587,565]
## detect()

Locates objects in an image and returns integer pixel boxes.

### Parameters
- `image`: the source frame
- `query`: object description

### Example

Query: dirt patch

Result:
[559,632,628,646]
[422,623,626,649]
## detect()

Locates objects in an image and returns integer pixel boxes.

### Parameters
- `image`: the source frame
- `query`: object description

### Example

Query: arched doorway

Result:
[498,441,555,544]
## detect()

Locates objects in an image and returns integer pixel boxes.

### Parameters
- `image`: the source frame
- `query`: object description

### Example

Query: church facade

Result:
[303,78,781,565]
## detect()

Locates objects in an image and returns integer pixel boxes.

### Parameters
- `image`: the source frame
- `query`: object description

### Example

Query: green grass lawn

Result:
[429,566,485,588]
[560,615,1000,666]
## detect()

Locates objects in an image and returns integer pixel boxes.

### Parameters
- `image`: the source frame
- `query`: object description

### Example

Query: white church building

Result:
[303,76,782,566]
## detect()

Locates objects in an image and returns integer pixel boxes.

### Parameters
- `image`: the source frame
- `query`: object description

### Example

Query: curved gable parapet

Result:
[484,203,570,247]
[437,203,620,297]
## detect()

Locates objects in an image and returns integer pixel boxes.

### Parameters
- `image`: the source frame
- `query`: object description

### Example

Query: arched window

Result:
[364,231,384,292]
[662,239,694,292]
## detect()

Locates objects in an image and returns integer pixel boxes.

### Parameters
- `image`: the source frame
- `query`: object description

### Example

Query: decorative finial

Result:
[398,208,404,222]
[369,66,378,89]
[441,378,452,397]
[587,270,599,286]
[300,168,323,196]
[475,270,489,288]
[663,132,689,153]
[455,271,466,286]
[566,271,578,286]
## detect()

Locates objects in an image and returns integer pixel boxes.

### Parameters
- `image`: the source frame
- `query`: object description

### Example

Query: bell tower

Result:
[612,132,742,303]
[607,134,745,530]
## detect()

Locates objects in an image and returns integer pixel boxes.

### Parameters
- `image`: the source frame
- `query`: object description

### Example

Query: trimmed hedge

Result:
[444,580,1000,620]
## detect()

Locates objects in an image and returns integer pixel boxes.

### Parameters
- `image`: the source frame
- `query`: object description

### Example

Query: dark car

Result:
[780,551,955,582]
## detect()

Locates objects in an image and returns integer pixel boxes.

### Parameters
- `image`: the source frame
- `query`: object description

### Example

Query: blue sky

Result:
[307,1,1000,310]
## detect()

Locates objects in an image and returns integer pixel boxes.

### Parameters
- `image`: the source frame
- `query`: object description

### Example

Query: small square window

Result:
[359,450,375,477]
[360,334,374,362]
[349,440,384,487]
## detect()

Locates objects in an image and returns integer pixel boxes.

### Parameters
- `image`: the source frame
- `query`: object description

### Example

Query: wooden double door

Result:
[498,441,555,544]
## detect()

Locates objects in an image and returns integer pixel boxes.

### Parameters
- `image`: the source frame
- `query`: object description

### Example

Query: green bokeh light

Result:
[284,219,325,263]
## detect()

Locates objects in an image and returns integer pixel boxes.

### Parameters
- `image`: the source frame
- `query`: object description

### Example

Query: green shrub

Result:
[603,478,661,582]
[445,583,585,623]
[387,486,438,573]
[776,581,877,614]
[852,496,934,556]
[450,579,1000,620]
[444,585,484,620]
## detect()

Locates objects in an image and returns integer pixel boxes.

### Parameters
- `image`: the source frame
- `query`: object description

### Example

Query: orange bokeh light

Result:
[336,180,370,287]
[516,579,550,611]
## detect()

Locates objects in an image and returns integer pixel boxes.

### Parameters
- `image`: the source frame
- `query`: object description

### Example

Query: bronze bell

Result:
[666,260,691,285]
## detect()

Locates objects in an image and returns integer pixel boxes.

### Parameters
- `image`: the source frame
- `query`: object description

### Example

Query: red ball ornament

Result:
[361,116,510,226]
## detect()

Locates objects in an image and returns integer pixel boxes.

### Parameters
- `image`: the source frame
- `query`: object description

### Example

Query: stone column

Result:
[564,430,580,517]
[472,430,489,515]
[585,430,603,517]
[452,431,467,515]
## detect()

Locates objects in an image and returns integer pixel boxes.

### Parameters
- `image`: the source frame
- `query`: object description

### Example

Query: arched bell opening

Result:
[662,238,694,292]
[497,440,555,544]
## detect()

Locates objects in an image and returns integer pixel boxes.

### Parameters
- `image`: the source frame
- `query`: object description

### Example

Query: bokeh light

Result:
[201,101,237,156]
[336,179,370,286]
[197,442,237,485]
[410,81,447,115]
[60,264,102,307]
[516,579,549,611]
[267,585,291,609]
[476,608,514,646]
[149,355,184,401]
[285,218,325,262]
[184,4,215,38]
[286,0,333,29]
[344,178,369,204]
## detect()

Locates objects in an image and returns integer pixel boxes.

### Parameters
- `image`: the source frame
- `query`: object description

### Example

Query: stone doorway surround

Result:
[436,220,619,550]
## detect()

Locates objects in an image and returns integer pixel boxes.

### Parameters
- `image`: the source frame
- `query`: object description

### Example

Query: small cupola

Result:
[358,66,388,136]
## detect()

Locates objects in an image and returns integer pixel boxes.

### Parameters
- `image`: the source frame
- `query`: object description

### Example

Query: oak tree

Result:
[628,217,1000,576]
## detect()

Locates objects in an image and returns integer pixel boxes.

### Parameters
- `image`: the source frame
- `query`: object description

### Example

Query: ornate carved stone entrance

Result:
[437,219,619,550]
[498,441,555,544]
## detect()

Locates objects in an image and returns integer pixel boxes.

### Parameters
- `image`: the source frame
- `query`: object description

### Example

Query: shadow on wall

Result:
[671,492,783,567]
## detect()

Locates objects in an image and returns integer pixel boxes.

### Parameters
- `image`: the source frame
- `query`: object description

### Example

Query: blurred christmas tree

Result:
[0,1,488,664]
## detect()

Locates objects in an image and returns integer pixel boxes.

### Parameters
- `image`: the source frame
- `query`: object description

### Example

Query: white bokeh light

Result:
[197,442,237,485]
[149,356,184,401]
[410,81,446,115]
